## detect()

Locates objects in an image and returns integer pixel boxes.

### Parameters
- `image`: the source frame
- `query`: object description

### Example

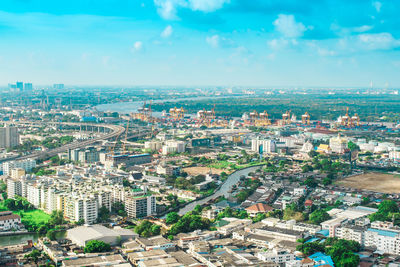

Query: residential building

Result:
[251,138,276,154]
[125,194,156,218]
[0,126,19,148]
[0,211,21,231]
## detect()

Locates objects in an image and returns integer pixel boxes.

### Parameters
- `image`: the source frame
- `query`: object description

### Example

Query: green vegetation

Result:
[84,240,111,253]
[369,200,400,222]
[167,206,211,236]
[24,249,43,266]
[150,94,400,122]
[134,220,161,237]
[165,212,180,225]
[309,210,330,224]
[97,206,110,223]
[236,178,261,203]
[297,237,360,267]
[216,207,249,220]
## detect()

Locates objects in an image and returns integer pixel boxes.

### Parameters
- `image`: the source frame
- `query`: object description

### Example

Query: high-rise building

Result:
[16,82,23,91]
[7,179,22,199]
[24,83,33,90]
[251,138,276,154]
[0,126,20,148]
[125,194,156,218]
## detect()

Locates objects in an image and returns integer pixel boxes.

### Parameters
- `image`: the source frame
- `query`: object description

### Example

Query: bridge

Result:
[1,121,126,162]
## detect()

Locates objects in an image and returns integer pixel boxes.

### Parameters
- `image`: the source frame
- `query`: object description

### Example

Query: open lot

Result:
[183,166,225,176]
[337,172,400,193]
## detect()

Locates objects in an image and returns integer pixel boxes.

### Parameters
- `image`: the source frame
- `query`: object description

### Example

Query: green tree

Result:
[166,212,180,225]
[46,229,57,241]
[24,249,42,266]
[309,210,330,224]
[98,206,110,223]
[84,240,111,253]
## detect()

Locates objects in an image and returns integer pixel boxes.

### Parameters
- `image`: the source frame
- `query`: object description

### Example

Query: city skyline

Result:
[1,0,400,87]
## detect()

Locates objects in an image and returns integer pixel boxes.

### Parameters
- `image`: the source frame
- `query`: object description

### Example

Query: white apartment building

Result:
[257,249,296,264]
[1,159,36,175]
[161,140,186,155]
[64,196,98,224]
[389,150,400,162]
[7,178,22,199]
[251,139,276,154]
[329,134,348,154]
[125,194,156,218]
[144,141,163,151]
[0,211,21,231]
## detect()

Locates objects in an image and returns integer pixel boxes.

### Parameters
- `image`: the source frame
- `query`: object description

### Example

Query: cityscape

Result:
[1,1,400,267]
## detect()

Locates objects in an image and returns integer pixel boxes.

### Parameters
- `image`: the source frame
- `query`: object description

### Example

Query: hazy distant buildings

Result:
[53,84,64,90]
[0,126,20,148]
[8,81,32,92]
[24,83,33,90]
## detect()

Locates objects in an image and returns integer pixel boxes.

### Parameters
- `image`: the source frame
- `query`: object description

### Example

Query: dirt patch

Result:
[183,167,226,176]
[337,172,400,193]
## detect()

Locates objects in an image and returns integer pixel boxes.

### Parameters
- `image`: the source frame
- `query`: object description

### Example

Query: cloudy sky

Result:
[0,0,400,87]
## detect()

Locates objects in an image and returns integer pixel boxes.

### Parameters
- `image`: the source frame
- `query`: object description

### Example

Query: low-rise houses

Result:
[0,211,21,231]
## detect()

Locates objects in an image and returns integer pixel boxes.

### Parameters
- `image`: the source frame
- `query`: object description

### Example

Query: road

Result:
[2,121,126,161]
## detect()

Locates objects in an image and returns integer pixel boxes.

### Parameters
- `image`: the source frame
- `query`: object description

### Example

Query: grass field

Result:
[337,172,400,193]
[0,201,51,226]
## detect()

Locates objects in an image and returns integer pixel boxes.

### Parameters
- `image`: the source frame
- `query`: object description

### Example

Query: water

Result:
[0,233,38,247]
[95,95,249,114]
[178,166,259,215]
[0,231,66,247]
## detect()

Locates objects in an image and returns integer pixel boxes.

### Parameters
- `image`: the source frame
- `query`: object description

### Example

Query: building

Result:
[1,159,36,175]
[105,154,151,169]
[162,140,186,155]
[144,141,163,151]
[53,84,64,90]
[389,150,400,162]
[16,82,23,91]
[24,83,33,90]
[0,211,21,231]
[125,194,156,218]
[257,249,296,264]
[245,203,274,217]
[251,139,276,154]
[11,168,25,180]
[64,196,98,224]
[67,224,136,247]
[329,134,348,154]
[0,126,20,148]
[156,164,181,176]
[7,179,22,199]
[68,147,99,163]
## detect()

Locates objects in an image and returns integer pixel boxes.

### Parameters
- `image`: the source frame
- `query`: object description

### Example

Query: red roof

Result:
[304,199,313,206]
[246,203,274,213]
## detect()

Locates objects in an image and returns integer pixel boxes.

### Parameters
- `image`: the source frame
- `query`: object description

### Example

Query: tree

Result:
[84,240,111,253]
[24,249,42,266]
[49,210,65,225]
[46,229,57,241]
[309,210,330,224]
[166,212,180,225]
[98,206,110,223]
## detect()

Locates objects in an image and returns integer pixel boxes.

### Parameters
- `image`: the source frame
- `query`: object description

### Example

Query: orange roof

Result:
[301,258,314,264]
[245,203,274,213]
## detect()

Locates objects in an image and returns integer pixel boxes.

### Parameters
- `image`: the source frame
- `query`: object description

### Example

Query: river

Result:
[178,166,260,215]
[95,95,249,114]
[0,231,66,247]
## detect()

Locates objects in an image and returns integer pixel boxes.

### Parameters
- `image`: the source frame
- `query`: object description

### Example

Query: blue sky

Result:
[1,0,400,87]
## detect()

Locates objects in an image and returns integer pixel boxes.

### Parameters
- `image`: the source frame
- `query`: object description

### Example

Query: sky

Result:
[1,0,400,87]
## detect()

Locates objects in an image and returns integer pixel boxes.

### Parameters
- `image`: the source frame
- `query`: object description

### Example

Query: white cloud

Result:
[133,41,143,51]
[273,14,307,38]
[154,0,229,20]
[373,1,382,12]
[352,25,373,33]
[206,34,234,48]
[267,38,298,50]
[154,0,184,20]
[161,25,173,38]
[188,0,230,12]
[206,34,220,48]
[358,32,400,50]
